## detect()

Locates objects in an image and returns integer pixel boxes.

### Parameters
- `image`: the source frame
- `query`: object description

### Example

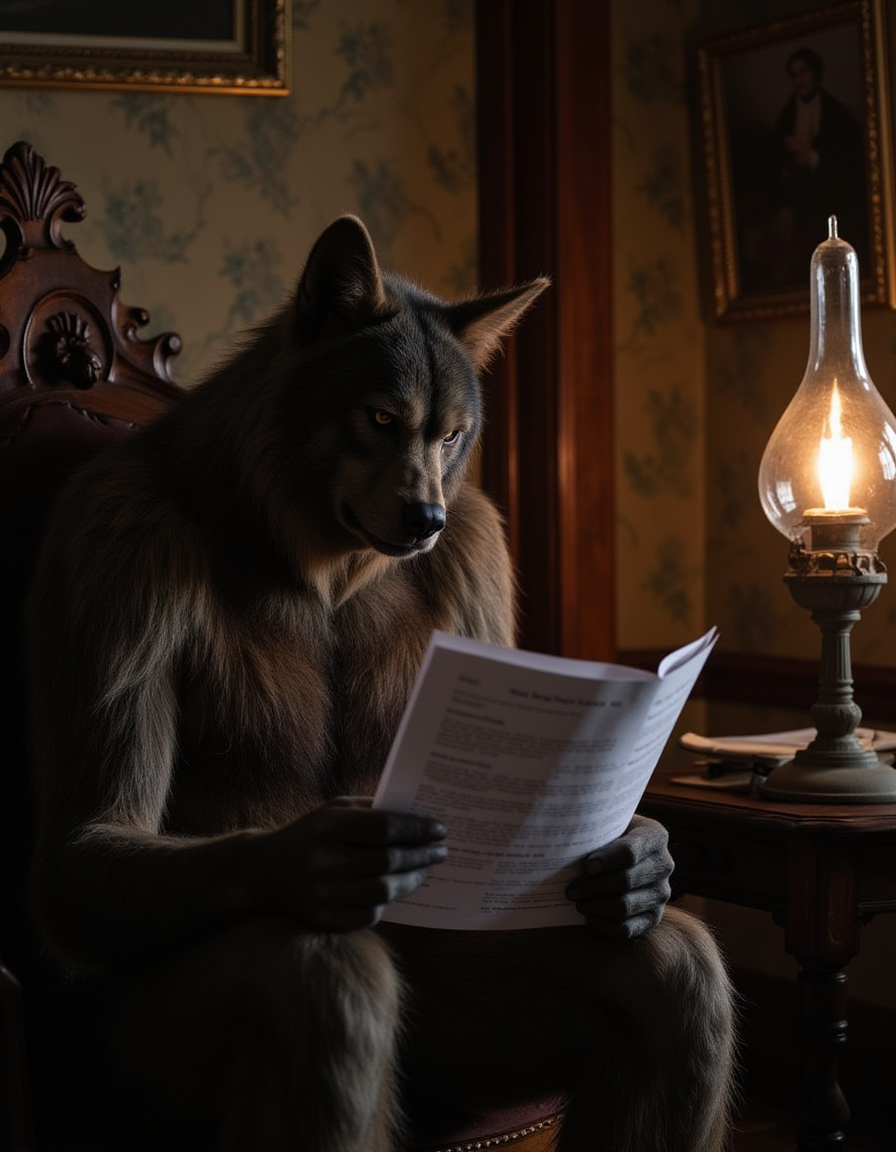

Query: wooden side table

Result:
[639,767,896,1152]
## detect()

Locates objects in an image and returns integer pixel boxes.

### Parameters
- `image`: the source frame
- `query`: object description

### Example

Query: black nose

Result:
[403,501,446,540]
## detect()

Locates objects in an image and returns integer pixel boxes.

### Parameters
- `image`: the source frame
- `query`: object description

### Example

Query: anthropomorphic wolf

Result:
[26,216,735,1152]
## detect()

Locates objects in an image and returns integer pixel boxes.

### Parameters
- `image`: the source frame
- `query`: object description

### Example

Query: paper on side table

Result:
[679,727,896,765]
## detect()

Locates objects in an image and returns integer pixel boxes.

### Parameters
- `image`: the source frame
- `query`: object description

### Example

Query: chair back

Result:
[0,141,183,1152]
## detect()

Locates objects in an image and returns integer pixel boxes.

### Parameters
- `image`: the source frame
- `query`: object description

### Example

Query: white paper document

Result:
[373,627,717,930]
[679,727,896,766]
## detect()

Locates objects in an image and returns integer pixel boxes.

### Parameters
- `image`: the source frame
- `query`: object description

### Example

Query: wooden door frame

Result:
[476,0,615,660]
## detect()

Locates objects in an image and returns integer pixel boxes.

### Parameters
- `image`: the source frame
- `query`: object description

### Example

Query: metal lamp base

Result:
[760,753,896,803]
[760,526,896,804]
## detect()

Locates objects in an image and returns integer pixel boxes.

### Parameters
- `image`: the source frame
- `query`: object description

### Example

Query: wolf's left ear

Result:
[294,215,389,338]
[445,278,550,369]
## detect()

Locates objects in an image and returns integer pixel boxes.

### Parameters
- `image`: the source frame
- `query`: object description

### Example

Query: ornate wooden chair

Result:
[0,139,184,1152]
[0,140,562,1152]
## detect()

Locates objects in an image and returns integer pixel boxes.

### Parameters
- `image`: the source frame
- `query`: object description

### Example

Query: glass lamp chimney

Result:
[757,217,896,556]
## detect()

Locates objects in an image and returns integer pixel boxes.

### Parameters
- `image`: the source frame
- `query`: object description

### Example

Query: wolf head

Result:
[216,216,547,586]
[287,216,547,560]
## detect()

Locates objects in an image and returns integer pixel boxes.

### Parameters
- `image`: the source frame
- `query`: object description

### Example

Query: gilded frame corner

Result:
[0,0,291,96]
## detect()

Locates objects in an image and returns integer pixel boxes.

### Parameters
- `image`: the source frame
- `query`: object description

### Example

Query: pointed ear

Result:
[445,278,550,369]
[294,215,390,338]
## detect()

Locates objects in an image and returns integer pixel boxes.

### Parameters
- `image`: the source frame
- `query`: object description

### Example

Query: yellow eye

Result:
[371,409,394,427]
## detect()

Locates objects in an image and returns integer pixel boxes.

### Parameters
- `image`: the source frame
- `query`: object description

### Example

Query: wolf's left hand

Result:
[565,814,673,939]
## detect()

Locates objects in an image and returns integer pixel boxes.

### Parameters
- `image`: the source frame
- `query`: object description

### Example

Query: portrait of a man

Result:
[739,43,868,291]
[698,8,886,318]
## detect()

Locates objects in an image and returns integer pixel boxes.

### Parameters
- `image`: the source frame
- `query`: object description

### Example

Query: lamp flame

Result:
[817,383,853,511]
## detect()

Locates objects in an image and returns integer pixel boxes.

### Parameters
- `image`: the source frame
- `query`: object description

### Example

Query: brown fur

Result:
[25,216,734,1150]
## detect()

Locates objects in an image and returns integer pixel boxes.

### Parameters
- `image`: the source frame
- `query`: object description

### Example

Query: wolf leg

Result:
[553,906,736,1152]
[385,904,735,1152]
[105,917,403,1152]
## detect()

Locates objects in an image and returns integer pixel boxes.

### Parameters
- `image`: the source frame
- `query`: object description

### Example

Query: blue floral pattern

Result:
[0,0,475,384]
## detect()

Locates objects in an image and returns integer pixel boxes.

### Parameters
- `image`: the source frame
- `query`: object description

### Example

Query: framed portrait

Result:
[0,0,291,95]
[697,0,894,321]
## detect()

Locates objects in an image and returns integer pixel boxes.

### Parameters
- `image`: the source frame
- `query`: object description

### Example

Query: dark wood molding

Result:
[618,648,896,722]
[476,0,615,661]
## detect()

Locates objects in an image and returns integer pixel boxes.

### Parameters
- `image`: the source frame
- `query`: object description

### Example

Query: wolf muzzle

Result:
[403,501,446,541]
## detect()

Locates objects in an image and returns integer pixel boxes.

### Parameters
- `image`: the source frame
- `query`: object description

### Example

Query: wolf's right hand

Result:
[257,799,448,931]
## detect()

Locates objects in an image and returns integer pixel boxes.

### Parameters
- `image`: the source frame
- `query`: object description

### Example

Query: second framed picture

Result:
[698,0,894,321]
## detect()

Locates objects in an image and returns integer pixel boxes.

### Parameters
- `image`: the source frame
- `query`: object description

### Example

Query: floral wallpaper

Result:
[4,0,894,670]
[0,0,476,386]
[612,0,896,672]
[612,0,707,652]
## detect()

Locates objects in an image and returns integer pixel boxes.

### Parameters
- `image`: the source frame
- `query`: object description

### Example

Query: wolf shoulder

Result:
[32,437,516,647]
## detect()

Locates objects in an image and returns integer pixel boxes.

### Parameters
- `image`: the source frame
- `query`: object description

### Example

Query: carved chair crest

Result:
[0,139,182,430]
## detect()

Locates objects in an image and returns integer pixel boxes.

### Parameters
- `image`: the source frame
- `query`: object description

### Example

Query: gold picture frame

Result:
[0,0,290,95]
[698,0,894,321]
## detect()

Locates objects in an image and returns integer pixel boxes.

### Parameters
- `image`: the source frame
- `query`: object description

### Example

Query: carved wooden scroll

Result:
[0,140,182,424]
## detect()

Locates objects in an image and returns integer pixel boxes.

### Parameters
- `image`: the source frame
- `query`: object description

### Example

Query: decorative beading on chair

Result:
[420,1110,562,1152]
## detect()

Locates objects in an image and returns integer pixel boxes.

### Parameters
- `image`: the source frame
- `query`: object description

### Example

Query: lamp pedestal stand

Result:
[760,514,896,802]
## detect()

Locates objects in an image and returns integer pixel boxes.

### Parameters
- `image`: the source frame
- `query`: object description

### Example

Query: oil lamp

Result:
[757,217,896,802]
